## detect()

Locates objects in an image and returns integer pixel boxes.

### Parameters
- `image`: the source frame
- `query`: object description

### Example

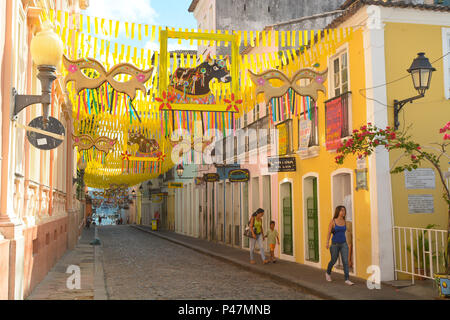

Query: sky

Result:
[83,0,198,52]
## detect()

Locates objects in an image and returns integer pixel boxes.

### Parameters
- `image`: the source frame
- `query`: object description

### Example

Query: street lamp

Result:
[176,164,184,178]
[12,21,63,128]
[394,52,435,130]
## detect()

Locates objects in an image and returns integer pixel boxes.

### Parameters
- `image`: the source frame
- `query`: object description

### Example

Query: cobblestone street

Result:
[98,226,319,300]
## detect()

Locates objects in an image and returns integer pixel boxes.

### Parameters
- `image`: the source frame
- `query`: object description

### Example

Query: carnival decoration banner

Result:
[325,97,343,151]
[37,7,355,188]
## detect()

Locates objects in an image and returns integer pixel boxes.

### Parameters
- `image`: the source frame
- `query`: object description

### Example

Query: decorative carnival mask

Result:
[72,134,117,153]
[63,55,153,100]
[249,68,328,102]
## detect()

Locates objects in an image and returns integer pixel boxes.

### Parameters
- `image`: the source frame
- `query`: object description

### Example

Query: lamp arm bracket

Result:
[11,87,48,119]
[394,94,424,113]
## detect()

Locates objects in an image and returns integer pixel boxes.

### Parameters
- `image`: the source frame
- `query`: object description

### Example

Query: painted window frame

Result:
[442,27,450,100]
[330,50,350,98]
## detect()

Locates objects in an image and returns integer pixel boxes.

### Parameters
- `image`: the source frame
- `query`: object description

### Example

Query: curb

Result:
[131,225,334,300]
[93,227,108,300]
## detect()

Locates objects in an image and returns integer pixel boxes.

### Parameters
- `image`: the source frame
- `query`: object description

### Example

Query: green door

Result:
[243,182,249,248]
[282,184,293,255]
[306,178,319,262]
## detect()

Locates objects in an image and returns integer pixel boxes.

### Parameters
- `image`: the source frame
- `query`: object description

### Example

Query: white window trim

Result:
[442,27,450,100]
[302,173,322,268]
[279,178,296,262]
[328,43,351,98]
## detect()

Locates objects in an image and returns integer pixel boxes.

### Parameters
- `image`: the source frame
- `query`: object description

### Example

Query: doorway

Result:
[242,181,249,248]
[332,172,355,273]
[280,182,293,256]
[304,176,319,263]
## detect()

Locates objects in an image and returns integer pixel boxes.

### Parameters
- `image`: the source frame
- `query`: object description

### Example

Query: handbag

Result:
[243,217,257,238]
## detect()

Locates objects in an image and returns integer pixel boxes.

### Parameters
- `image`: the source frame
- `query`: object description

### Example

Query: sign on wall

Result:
[277,122,289,156]
[268,157,296,172]
[298,119,312,151]
[228,169,250,182]
[325,97,342,151]
[203,173,220,182]
[405,168,436,189]
[408,194,434,214]
[168,182,184,189]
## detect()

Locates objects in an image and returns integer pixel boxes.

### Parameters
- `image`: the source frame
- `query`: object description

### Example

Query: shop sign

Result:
[325,96,342,151]
[195,177,204,186]
[298,119,312,151]
[168,182,184,188]
[228,169,250,182]
[277,122,289,156]
[203,173,220,182]
[268,157,296,172]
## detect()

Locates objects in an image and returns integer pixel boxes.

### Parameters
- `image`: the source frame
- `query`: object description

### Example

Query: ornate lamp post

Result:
[12,21,63,128]
[394,52,435,130]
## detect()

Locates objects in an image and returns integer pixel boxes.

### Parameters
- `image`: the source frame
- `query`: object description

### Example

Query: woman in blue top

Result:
[325,206,354,285]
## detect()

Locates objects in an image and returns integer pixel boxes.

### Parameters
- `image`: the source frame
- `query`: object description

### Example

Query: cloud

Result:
[84,0,158,25]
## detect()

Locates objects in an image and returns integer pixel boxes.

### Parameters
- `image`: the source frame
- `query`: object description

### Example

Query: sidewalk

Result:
[132,225,438,300]
[27,227,107,300]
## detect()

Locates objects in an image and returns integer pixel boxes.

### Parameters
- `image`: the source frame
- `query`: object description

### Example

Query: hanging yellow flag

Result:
[138,24,142,40]
[262,30,267,46]
[255,31,260,47]
[95,17,99,34]
[287,30,291,47]
[115,21,120,38]
[243,31,248,47]
[224,30,229,47]
[274,31,279,48]
[131,23,135,39]
[125,22,129,38]
[250,31,255,47]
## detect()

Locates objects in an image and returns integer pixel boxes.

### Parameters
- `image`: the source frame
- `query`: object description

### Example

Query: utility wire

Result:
[359,51,450,108]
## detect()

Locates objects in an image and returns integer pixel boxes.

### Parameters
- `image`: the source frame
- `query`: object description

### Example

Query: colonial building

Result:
[0,0,86,300]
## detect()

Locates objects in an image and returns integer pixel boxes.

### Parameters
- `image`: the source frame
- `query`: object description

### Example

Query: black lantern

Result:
[408,52,436,96]
[176,164,184,178]
[131,189,136,199]
[394,52,435,130]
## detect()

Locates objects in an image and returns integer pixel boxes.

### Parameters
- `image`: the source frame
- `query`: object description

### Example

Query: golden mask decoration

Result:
[249,68,328,102]
[72,134,117,153]
[63,55,153,100]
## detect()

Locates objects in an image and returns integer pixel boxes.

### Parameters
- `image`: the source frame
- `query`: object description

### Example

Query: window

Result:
[258,115,271,148]
[443,28,450,99]
[276,120,293,156]
[325,92,352,150]
[298,103,319,149]
[331,51,349,97]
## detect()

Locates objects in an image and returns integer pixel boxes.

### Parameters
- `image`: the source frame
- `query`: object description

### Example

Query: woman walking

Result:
[249,208,270,265]
[325,206,354,285]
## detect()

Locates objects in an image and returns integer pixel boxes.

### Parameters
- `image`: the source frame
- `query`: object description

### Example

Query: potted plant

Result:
[335,121,450,298]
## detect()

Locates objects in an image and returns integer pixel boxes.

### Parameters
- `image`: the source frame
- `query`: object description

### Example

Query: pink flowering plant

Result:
[336,121,450,274]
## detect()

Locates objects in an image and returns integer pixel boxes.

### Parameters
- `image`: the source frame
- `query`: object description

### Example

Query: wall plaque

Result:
[408,194,434,214]
[405,168,435,189]
[268,157,296,172]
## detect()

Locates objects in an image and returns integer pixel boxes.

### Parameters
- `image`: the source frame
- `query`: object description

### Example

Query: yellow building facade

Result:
[271,1,450,282]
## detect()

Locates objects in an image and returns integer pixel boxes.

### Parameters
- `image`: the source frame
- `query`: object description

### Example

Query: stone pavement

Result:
[132,225,439,300]
[98,225,318,300]
[27,226,107,300]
